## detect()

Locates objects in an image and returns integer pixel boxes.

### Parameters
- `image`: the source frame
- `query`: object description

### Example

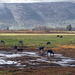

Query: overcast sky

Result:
[0,0,75,3]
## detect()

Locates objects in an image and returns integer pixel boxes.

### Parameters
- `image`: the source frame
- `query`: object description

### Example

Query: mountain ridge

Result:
[0,2,75,30]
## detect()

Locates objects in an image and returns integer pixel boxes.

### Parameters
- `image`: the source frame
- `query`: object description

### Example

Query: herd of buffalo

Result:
[0,35,63,57]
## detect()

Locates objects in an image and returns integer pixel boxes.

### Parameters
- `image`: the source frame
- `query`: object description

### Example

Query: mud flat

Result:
[0,48,74,75]
[0,50,75,69]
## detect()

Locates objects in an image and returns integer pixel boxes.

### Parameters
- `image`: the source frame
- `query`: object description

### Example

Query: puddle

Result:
[0,51,75,68]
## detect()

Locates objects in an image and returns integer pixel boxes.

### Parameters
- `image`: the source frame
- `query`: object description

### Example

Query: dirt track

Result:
[0,33,75,36]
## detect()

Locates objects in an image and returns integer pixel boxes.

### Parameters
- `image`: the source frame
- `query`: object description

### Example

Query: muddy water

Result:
[0,50,75,68]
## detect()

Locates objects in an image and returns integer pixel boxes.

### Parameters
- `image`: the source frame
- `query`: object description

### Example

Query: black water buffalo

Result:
[60,36,63,38]
[39,46,45,50]
[39,46,45,54]
[1,40,4,44]
[57,35,60,37]
[46,42,50,45]
[19,41,23,44]
[47,49,54,57]
[14,46,23,52]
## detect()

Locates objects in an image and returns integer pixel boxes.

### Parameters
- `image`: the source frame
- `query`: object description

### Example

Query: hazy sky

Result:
[0,0,75,3]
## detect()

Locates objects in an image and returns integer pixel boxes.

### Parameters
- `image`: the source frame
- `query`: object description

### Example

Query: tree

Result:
[32,26,50,32]
[66,25,72,31]
[7,27,9,30]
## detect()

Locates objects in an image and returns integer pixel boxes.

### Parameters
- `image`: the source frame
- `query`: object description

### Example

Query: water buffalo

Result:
[39,46,45,54]
[46,42,50,45]
[39,46,45,50]
[1,40,4,44]
[19,41,23,44]
[47,49,54,57]
[14,46,23,52]
[60,36,63,38]
[57,35,60,37]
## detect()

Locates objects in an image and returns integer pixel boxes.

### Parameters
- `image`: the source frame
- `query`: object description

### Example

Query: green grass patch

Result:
[0,35,75,48]
[66,71,71,75]
[0,70,12,75]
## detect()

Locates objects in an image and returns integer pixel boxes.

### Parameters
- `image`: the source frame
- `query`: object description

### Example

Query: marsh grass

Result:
[0,35,75,48]
[66,71,71,75]
[0,70,11,75]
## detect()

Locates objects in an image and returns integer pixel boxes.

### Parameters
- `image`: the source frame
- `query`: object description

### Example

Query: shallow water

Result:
[0,51,75,68]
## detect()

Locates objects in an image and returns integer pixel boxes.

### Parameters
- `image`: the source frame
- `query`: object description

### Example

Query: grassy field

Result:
[0,33,75,75]
[0,34,75,48]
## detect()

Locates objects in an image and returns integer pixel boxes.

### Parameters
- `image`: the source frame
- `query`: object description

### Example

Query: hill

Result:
[0,2,75,30]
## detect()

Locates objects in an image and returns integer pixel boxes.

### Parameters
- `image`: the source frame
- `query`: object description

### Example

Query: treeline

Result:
[32,25,74,31]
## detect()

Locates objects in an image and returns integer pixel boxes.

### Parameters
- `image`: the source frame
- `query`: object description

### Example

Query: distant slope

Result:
[7,3,45,29]
[0,2,75,30]
[0,4,17,29]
